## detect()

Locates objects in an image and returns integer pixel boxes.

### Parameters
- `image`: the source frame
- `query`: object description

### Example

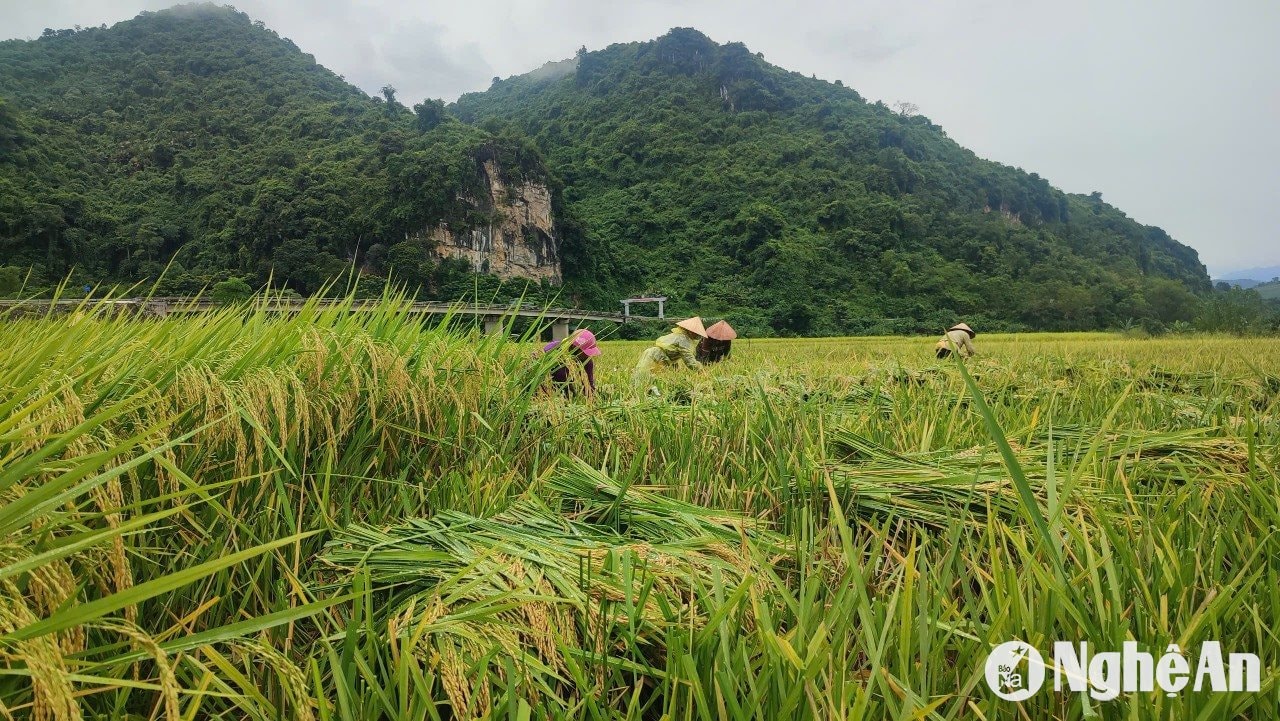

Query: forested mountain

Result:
[0,4,573,299]
[1,7,1214,333]
[456,29,1211,334]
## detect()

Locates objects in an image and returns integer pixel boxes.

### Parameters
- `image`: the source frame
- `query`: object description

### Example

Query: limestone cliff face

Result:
[429,160,561,283]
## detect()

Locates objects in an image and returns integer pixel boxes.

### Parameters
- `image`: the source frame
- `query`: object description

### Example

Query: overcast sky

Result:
[3,0,1277,275]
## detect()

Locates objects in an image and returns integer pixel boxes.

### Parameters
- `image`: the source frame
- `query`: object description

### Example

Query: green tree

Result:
[0,265,23,295]
[210,276,253,303]
[1144,278,1199,325]
[1195,286,1276,335]
[413,99,447,132]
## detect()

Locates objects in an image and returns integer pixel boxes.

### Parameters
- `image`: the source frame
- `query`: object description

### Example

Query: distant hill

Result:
[1,10,1213,334]
[0,4,571,298]
[1215,265,1280,289]
[454,28,1209,334]
[1254,280,1280,300]
[1217,279,1264,289]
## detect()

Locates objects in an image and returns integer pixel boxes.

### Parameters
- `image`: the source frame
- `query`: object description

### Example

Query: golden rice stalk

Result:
[0,580,79,721]
[95,620,180,721]
[229,638,316,721]
[87,476,134,624]
[25,559,83,656]
[434,643,471,716]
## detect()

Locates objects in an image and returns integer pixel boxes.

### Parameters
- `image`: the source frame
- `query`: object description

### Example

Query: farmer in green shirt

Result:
[632,317,706,391]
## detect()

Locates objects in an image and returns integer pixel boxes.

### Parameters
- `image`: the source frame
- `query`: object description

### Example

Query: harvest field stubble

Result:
[1,294,1278,720]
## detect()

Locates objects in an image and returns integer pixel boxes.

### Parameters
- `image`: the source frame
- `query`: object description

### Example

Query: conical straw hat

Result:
[948,322,975,338]
[676,316,707,337]
[705,320,737,341]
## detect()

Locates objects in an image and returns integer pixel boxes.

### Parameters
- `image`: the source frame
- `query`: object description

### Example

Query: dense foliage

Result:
[456,28,1214,334]
[0,4,563,299]
[0,8,1235,334]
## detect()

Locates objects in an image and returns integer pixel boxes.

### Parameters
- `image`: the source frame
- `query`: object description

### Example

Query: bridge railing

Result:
[0,297,655,338]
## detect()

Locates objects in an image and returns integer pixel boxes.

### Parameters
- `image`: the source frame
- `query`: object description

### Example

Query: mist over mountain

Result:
[1216,265,1280,284]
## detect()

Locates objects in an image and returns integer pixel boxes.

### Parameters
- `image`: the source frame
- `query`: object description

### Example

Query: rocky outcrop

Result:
[429,160,561,283]
[983,203,1023,226]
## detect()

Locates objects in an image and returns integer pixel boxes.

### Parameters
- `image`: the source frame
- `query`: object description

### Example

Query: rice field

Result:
[2,295,1278,720]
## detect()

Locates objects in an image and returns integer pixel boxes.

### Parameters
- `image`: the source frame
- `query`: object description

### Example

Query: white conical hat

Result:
[949,322,975,338]
[676,316,707,337]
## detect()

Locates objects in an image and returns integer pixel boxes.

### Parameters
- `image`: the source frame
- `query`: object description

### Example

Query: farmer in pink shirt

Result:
[541,329,601,397]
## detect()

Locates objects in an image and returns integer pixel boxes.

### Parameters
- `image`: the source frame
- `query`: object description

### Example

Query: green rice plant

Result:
[318,458,782,718]
[1,293,1278,719]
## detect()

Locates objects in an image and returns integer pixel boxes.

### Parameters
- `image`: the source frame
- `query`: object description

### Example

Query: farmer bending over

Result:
[632,317,706,391]
[934,322,977,359]
[541,329,601,397]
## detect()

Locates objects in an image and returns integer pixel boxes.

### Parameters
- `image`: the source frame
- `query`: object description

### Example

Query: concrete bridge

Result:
[0,297,641,341]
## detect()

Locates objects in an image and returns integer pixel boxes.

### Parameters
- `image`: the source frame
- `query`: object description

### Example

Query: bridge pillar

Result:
[551,319,571,342]
[483,315,503,336]
[148,300,170,318]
